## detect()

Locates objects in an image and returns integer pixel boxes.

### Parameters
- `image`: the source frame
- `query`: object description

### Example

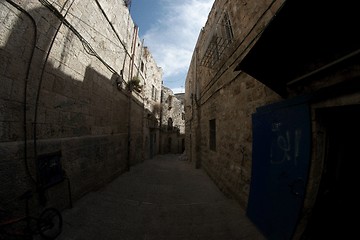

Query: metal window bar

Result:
[200,35,231,68]
[223,13,234,40]
[199,11,234,69]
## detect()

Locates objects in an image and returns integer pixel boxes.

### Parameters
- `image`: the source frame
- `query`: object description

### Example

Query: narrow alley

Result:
[57,154,265,240]
[2,1,359,239]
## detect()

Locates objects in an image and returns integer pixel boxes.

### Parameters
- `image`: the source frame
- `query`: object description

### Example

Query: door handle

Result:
[289,178,305,197]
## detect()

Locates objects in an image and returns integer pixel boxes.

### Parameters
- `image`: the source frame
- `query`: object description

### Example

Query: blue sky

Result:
[130,0,214,93]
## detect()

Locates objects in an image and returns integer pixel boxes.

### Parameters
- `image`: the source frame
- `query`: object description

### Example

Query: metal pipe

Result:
[287,48,360,85]
[5,0,38,184]
[34,0,74,177]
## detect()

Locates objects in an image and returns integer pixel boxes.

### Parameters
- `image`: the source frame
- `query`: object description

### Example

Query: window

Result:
[168,118,173,131]
[168,95,173,110]
[168,137,172,152]
[152,85,156,100]
[200,12,233,68]
[212,36,220,62]
[140,61,144,72]
[223,13,234,41]
[209,119,216,151]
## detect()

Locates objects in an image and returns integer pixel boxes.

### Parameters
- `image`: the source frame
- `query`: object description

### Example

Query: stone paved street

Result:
[57,154,265,240]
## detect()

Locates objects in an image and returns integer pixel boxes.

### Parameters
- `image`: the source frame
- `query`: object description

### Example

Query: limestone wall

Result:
[0,0,162,210]
[185,0,284,207]
[186,0,360,238]
[159,87,185,154]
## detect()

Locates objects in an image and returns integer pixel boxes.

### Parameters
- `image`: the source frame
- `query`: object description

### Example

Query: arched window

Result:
[168,118,173,131]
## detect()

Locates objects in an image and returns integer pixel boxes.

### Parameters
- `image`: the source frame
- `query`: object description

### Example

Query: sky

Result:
[130,0,214,94]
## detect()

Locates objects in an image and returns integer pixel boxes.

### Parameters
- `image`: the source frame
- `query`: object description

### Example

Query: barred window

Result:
[140,61,144,72]
[152,85,156,100]
[222,13,234,41]
[200,12,233,68]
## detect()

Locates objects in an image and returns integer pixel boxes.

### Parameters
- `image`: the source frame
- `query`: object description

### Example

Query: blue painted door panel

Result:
[247,99,311,240]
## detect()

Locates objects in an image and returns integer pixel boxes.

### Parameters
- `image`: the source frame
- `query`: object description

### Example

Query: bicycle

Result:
[0,190,62,240]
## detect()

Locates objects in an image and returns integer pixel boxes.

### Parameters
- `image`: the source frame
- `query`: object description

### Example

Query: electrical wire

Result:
[198,0,279,103]
[94,0,131,58]
[94,0,132,87]
[5,0,38,184]
[2,0,134,191]
[34,0,74,167]
[34,0,132,163]
[61,10,127,57]
[37,0,122,77]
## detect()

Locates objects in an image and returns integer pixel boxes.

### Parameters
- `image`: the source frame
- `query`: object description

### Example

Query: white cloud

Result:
[143,0,214,91]
[172,87,186,94]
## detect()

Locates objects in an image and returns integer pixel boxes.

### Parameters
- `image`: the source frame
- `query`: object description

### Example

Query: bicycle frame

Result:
[0,190,62,240]
[0,191,39,239]
[0,215,39,239]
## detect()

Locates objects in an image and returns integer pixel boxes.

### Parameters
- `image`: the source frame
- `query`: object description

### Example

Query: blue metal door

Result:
[247,97,311,240]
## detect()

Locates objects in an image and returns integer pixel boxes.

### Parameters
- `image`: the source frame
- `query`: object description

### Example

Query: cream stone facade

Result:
[0,0,166,211]
[159,87,185,154]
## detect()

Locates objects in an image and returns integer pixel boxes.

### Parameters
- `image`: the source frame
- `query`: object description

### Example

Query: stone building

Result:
[138,46,163,159]
[185,0,359,239]
[0,0,163,211]
[159,87,185,154]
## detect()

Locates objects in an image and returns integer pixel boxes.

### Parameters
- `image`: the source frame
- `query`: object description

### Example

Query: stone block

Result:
[0,75,12,100]
[0,0,163,212]
[37,16,51,35]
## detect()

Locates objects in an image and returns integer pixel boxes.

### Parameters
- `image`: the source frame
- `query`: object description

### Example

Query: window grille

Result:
[200,12,234,68]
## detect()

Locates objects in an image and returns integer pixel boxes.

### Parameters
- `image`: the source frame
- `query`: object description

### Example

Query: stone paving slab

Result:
[56,154,265,240]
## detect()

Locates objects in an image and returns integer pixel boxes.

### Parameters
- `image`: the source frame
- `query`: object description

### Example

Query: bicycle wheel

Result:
[38,208,62,239]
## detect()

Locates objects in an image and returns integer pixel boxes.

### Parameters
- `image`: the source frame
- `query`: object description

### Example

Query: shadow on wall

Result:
[0,3,144,211]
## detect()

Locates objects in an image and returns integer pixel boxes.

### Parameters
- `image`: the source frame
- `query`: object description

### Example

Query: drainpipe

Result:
[129,25,138,81]
[194,47,202,169]
[137,38,144,78]
[159,89,164,154]
[137,38,145,161]
[127,89,132,171]
[5,0,38,184]
[126,25,138,170]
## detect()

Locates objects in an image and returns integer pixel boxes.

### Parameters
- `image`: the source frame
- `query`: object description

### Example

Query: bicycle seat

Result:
[18,190,33,200]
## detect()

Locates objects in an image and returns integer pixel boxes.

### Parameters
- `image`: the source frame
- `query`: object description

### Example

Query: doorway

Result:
[248,98,311,240]
[303,104,359,239]
[149,131,156,159]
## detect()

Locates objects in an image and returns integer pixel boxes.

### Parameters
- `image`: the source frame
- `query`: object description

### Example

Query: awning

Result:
[235,0,360,97]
